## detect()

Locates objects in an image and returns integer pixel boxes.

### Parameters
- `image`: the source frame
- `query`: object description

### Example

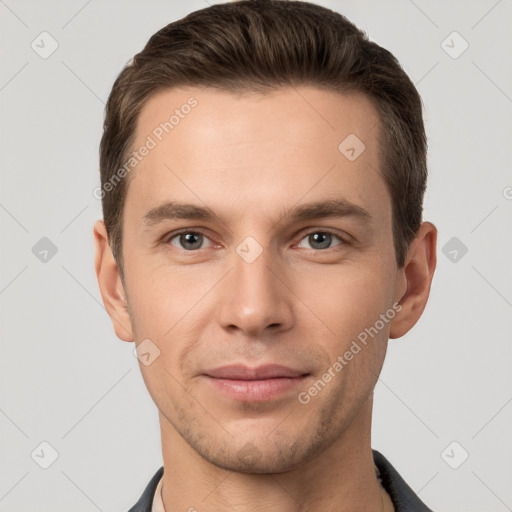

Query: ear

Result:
[389,221,437,339]
[93,219,134,342]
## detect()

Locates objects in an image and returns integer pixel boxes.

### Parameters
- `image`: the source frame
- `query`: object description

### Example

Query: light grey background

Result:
[1,1,511,511]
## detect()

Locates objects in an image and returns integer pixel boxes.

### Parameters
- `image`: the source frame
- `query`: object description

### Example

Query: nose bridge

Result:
[219,239,293,335]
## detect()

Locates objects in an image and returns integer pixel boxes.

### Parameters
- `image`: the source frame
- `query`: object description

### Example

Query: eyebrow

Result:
[141,198,372,227]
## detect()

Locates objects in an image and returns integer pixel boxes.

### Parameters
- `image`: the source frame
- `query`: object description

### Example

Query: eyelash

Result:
[162,228,347,251]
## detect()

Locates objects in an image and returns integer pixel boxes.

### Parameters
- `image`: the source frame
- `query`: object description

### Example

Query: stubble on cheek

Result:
[125,265,392,473]
[158,341,378,473]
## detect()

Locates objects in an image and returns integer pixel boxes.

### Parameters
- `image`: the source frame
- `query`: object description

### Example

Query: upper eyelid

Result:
[163,227,211,240]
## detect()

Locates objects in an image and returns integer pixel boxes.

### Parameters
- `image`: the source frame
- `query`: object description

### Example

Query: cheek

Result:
[126,261,218,386]
[126,253,207,336]
[298,264,395,406]
[131,270,207,406]
[292,258,396,348]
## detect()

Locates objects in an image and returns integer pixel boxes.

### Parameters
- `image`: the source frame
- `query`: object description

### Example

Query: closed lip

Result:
[203,364,309,380]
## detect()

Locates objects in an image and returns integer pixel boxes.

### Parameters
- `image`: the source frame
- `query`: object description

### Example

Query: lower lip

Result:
[204,375,308,402]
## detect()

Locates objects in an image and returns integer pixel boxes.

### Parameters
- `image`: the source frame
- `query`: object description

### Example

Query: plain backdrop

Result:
[1,1,511,511]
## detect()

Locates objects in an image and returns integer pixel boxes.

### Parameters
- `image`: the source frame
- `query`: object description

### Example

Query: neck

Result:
[159,398,390,512]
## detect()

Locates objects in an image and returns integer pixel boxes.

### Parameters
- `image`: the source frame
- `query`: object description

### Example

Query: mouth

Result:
[202,364,310,402]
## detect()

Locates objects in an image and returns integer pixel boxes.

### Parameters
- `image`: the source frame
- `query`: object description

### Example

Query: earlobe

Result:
[389,222,437,339]
[93,219,134,342]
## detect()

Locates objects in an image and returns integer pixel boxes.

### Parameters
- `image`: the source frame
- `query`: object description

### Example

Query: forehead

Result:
[125,85,387,226]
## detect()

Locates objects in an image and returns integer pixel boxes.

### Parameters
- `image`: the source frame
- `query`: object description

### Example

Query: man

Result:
[94,1,437,510]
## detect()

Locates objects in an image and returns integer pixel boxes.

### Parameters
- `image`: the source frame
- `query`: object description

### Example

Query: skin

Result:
[94,86,436,512]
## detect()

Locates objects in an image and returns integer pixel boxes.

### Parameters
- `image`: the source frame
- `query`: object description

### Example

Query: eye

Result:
[164,229,344,252]
[167,231,213,251]
[297,231,343,250]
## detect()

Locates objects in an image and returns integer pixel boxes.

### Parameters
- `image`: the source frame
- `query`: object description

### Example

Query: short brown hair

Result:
[99,0,427,281]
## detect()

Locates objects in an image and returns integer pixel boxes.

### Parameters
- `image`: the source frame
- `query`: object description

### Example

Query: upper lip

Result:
[203,364,308,380]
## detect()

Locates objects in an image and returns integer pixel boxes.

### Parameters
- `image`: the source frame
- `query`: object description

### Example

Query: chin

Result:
[192,432,328,475]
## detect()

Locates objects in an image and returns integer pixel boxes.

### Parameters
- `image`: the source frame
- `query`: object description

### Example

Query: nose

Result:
[217,244,294,338]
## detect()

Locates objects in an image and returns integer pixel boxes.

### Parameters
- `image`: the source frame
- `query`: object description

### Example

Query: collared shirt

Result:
[127,450,434,512]
[151,475,165,512]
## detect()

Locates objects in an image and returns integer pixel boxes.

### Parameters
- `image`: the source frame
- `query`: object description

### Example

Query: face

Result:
[113,86,408,472]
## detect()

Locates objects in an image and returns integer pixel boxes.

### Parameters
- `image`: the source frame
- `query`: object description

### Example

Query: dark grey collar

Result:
[128,449,434,511]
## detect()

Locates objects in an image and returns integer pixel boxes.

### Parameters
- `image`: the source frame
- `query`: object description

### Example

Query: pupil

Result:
[310,232,331,249]
[181,232,202,250]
